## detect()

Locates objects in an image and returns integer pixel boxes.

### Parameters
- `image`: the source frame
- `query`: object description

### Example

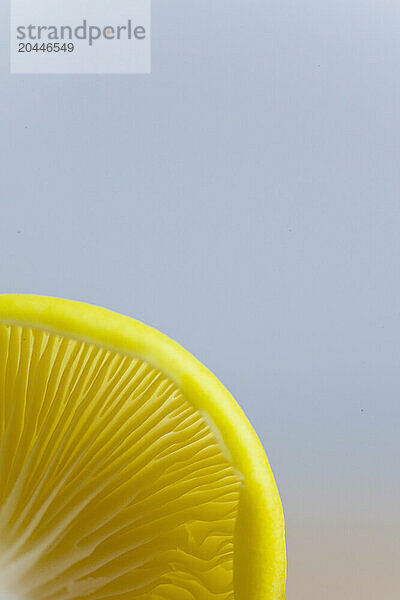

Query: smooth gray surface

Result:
[1,1,400,597]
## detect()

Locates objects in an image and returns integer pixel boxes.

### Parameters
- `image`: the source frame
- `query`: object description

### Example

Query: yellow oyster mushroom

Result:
[0,295,286,600]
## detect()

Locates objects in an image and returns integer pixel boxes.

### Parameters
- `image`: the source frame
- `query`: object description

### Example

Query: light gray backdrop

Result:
[1,1,400,598]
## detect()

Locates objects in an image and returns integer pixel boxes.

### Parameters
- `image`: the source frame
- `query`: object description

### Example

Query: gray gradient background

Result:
[1,1,400,598]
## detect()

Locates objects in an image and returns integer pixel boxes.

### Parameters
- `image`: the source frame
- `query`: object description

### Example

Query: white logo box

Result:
[11,0,151,74]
